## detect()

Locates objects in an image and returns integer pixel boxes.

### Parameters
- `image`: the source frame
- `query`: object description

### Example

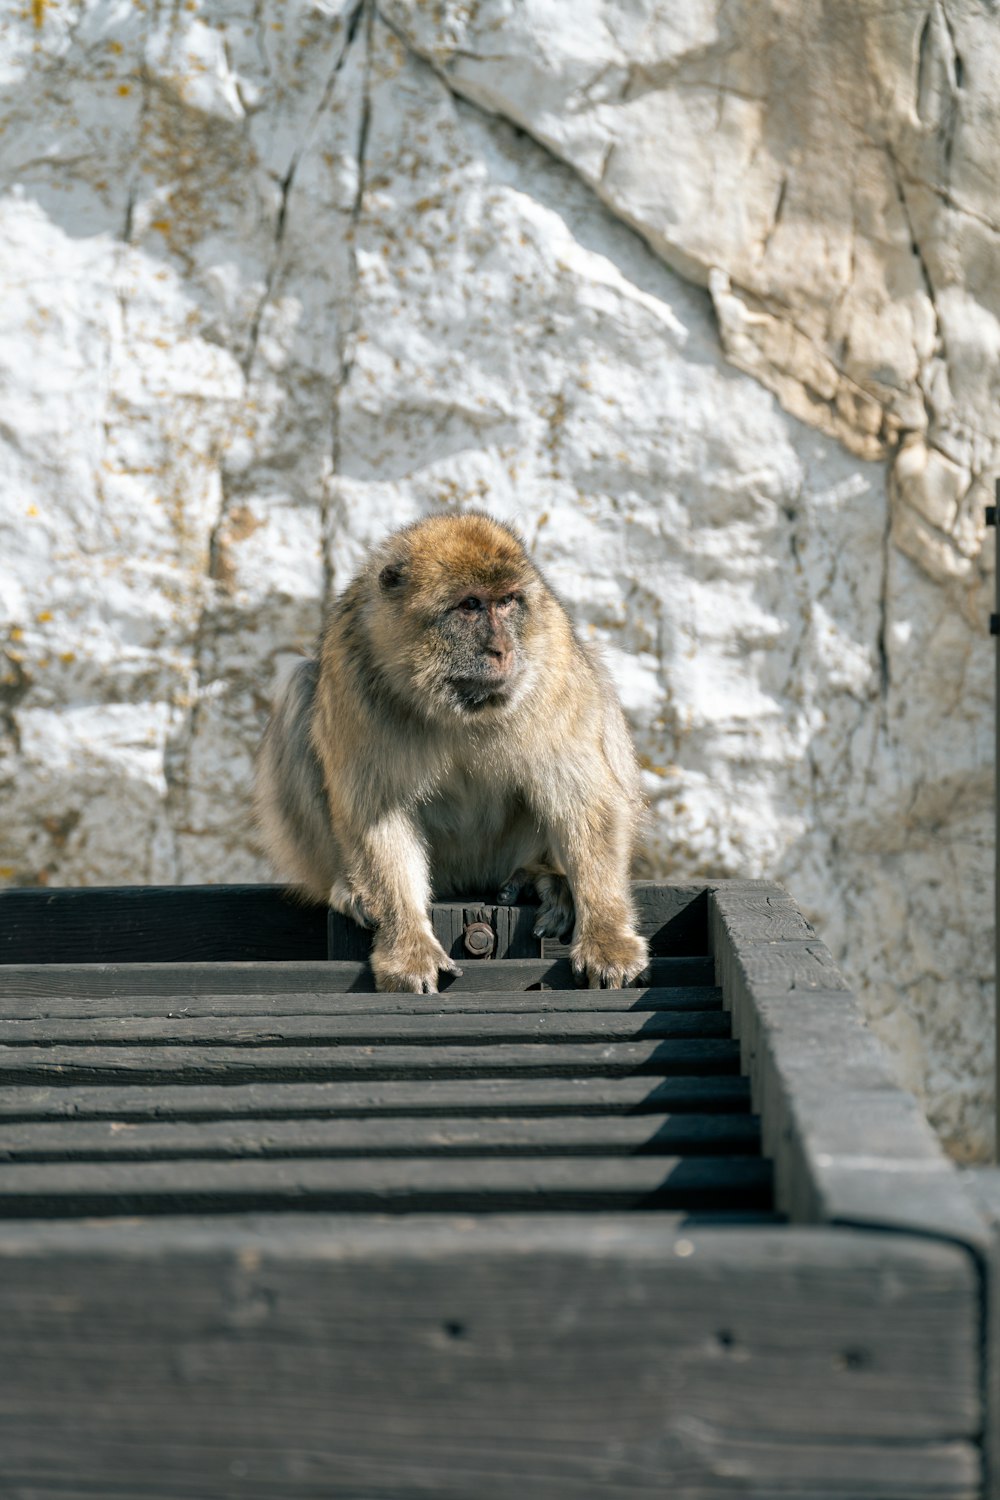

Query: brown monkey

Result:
[254,513,648,993]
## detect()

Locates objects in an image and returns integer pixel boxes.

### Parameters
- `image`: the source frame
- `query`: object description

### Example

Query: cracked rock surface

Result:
[0,0,993,1157]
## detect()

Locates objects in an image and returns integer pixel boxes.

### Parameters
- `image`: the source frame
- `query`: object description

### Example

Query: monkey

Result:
[254,512,649,994]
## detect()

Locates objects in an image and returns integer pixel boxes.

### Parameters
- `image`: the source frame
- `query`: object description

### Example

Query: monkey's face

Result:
[368,513,541,723]
[434,589,527,715]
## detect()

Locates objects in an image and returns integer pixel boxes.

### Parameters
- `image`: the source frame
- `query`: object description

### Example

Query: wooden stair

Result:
[1,881,986,1498]
[0,885,772,1220]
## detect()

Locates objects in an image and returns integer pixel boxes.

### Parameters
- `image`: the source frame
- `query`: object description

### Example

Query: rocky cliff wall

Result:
[0,1,993,1155]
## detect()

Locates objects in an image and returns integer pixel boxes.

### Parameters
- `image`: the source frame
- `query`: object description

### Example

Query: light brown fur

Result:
[254,513,648,992]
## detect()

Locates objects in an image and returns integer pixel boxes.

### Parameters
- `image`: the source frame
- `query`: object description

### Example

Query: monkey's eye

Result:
[458,596,483,613]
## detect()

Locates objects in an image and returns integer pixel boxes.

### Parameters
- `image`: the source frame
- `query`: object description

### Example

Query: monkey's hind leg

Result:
[497,866,575,940]
[532,871,575,939]
[254,658,345,904]
[329,880,377,931]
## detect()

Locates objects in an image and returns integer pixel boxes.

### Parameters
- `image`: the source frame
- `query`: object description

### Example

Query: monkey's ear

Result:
[379,562,406,592]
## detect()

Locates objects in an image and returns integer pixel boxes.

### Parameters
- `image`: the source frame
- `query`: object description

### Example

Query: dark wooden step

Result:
[0,1112,763,1162]
[0,1155,775,1217]
[0,1009,732,1046]
[0,984,723,1019]
[0,886,768,1222]
[0,1037,742,1086]
[0,1074,753,1121]
[0,885,331,964]
[0,882,713,962]
[0,956,715,999]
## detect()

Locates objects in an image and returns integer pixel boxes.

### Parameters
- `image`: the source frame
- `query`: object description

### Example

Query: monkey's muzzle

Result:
[448,676,512,712]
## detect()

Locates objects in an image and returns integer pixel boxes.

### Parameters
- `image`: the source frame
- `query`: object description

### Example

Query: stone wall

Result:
[0,0,993,1156]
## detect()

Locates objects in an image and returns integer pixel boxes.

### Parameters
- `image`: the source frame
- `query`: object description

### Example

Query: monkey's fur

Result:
[254,513,649,993]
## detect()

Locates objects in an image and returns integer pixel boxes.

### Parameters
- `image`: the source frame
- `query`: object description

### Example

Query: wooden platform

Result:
[0,880,993,1497]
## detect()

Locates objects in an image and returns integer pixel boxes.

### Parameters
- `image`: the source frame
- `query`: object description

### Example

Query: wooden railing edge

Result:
[710,878,998,1500]
[709,880,984,1244]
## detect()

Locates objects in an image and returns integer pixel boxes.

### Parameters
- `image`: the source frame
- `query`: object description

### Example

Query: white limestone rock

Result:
[384,0,1000,582]
[0,1,992,1157]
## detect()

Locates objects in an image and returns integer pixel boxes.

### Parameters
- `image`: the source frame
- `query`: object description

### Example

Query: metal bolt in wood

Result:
[463,920,495,958]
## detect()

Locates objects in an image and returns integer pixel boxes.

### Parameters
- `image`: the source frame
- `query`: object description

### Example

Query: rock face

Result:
[0,1,993,1156]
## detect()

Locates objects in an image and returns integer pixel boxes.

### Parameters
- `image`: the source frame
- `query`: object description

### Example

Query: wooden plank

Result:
[961,1167,1000,1220]
[431,902,541,960]
[332,887,713,962]
[630,881,710,956]
[0,1037,741,1084]
[961,1168,1000,1500]
[0,1218,979,1498]
[539,884,773,964]
[710,884,990,1248]
[541,886,708,963]
[0,1112,763,1161]
[0,955,714,997]
[0,878,981,1497]
[0,884,715,965]
[540,884,715,962]
[0,1009,732,1046]
[0,885,328,963]
[0,984,724,1020]
[332,903,544,962]
[324,910,371,962]
[0,1434,978,1500]
[0,1075,754,1121]
[0,1155,775,1215]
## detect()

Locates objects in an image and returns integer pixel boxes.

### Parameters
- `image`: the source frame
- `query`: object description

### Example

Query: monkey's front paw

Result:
[371,932,463,994]
[571,929,649,990]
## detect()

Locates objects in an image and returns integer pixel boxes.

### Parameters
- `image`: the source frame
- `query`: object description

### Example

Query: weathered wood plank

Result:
[0,1219,979,1491]
[428,902,542,961]
[0,984,723,1020]
[323,909,372,961]
[709,884,989,1249]
[538,884,780,965]
[0,1074,753,1121]
[0,1155,774,1215]
[0,1009,731,1046]
[426,886,715,962]
[0,878,981,1499]
[0,955,714,997]
[0,1112,763,1162]
[960,1168,1000,1500]
[0,884,715,966]
[329,902,546,963]
[0,885,329,963]
[0,1037,741,1084]
[1,1437,978,1499]
[629,882,710,957]
[539,884,716,963]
